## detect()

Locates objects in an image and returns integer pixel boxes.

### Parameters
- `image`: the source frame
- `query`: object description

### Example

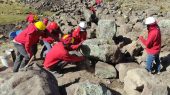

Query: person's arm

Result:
[70,41,84,50]
[139,32,155,48]
[62,53,85,63]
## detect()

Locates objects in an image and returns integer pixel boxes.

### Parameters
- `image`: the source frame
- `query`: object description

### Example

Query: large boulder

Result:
[66,81,112,95]
[97,19,117,39]
[81,38,122,63]
[158,19,170,51]
[95,61,117,79]
[115,62,140,82]
[0,64,60,95]
[121,40,143,57]
[124,68,168,95]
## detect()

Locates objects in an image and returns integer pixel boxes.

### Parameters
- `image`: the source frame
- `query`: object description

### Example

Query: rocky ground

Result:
[0,0,170,95]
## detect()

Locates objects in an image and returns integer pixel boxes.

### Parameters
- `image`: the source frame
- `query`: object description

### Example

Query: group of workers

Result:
[12,12,88,73]
[11,1,162,75]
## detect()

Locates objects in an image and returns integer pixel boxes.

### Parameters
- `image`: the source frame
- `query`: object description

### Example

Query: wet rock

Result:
[97,19,117,39]
[66,81,112,95]
[95,61,117,79]
[0,64,60,95]
[81,38,121,63]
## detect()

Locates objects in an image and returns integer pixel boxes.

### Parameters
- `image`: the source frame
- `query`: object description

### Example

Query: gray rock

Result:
[129,16,139,25]
[158,19,170,51]
[95,61,117,79]
[117,24,133,35]
[97,19,117,39]
[141,83,168,95]
[122,40,142,56]
[66,81,112,95]
[115,63,140,82]
[124,68,167,95]
[83,7,93,22]
[133,22,144,33]
[81,38,121,63]
[0,64,60,95]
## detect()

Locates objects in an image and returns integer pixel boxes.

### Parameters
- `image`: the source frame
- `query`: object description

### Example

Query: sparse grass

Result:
[120,0,170,12]
[0,3,37,24]
[0,14,26,25]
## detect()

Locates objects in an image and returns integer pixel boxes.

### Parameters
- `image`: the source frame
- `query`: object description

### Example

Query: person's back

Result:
[14,24,40,44]
[43,35,85,70]
[44,42,66,69]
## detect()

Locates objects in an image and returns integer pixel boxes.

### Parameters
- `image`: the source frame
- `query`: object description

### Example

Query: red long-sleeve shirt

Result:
[71,27,87,49]
[43,26,62,44]
[14,24,45,56]
[139,25,161,55]
[96,0,102,5]
[43,42,85,69]
[26,14,35,23]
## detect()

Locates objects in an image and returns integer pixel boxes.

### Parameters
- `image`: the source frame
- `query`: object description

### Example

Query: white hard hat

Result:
[145,17,156,25]
[79,21,87,29]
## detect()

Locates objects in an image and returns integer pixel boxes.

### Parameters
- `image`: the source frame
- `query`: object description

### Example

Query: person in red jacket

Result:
[43,17,49,26]
[13,21,46,72]
[43,34,85,72]
[71,21,87,50]
[42,22,63,57]
[26,12,38,24]
[139,17,161,74]
[96,0,102,8]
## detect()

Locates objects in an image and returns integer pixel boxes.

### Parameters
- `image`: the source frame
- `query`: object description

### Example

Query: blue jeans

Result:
[146,54,161,72]
[43,41,52,57]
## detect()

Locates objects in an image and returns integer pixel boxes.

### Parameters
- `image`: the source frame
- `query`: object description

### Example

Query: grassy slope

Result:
[0,3,37,25]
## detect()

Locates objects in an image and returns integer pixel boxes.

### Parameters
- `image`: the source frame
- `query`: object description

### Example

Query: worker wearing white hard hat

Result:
[70,21,87,50]
[139,17,161,74]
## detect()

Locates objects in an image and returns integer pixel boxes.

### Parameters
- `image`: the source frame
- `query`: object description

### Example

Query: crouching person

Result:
[43,34,86,74]
[13,21,46,72]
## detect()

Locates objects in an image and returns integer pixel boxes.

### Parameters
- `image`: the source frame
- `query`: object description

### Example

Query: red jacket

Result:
[43,42,85,69]
[96,0,102,5]
[71,27,87,49]
[43,26,62,44]
[90,6,96,14]
[26,14,35,23]
[139,25,161,55]
[14,24,45,56]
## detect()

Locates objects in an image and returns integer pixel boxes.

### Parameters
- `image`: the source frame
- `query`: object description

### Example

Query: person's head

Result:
[34,21,46,31]
[48,22,59,32]
[79,21,87,32]
[145,17,158,30]
[43,18,49,26]
[61,34,74,49]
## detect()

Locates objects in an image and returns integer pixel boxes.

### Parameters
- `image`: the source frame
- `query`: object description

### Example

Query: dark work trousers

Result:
[13,43,30,72]
[49,61,68,73]
[31,44,38,56]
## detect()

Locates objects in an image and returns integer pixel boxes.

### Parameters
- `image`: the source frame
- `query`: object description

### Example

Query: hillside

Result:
[0,0,170,95]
